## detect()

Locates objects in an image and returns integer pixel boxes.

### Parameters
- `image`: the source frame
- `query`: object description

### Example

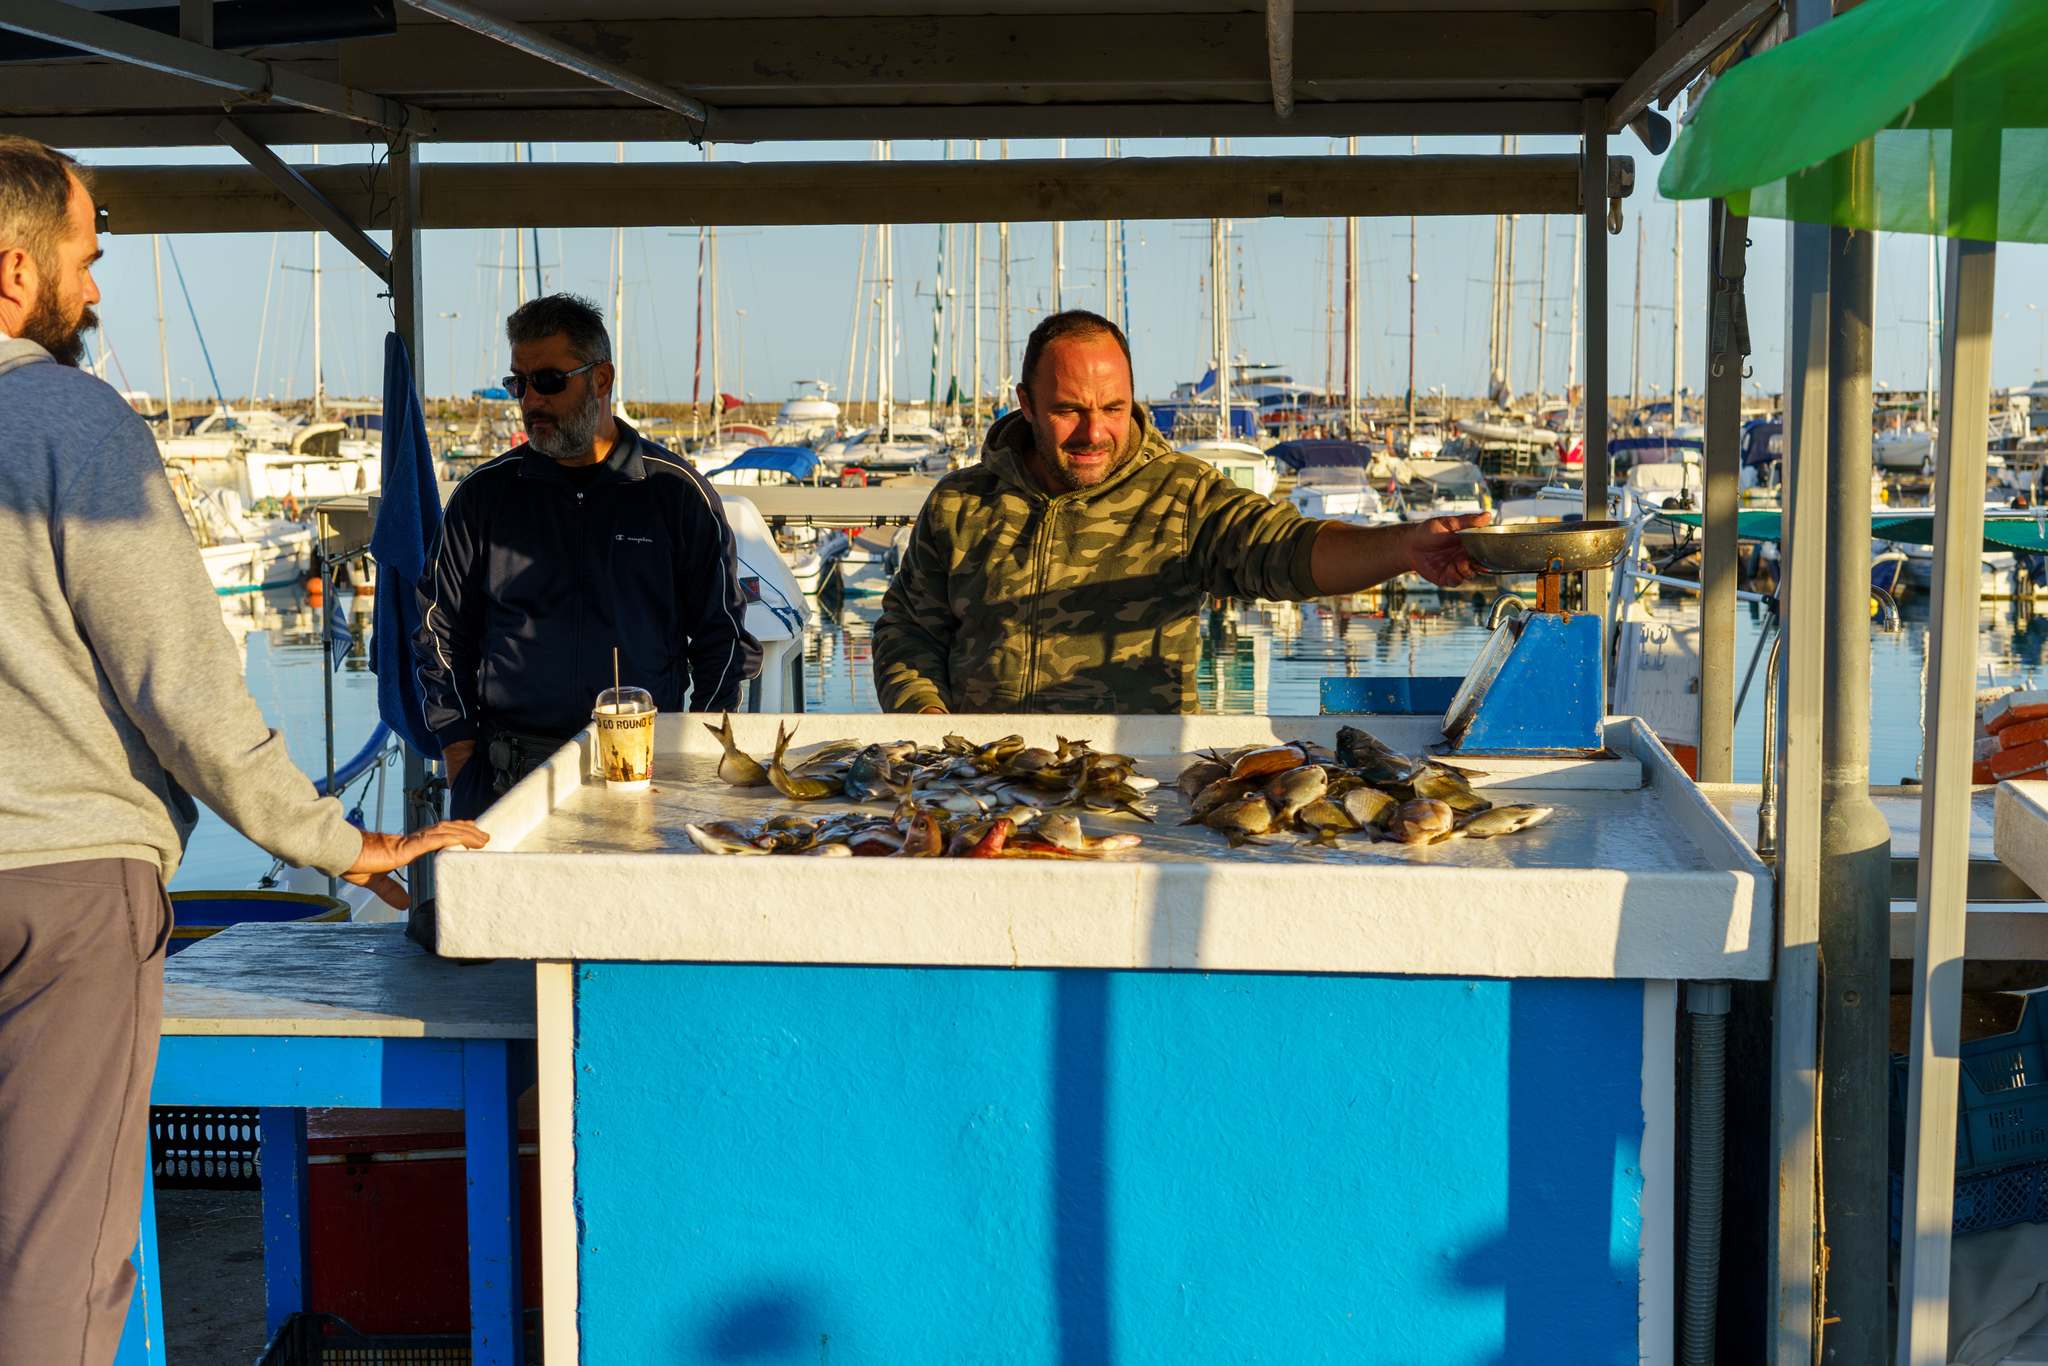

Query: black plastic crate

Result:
[258,1312,541,1365]
[150,1105,260,1191]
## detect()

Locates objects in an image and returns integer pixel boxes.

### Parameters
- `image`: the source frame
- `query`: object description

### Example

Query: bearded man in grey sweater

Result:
[0,136,489,1366]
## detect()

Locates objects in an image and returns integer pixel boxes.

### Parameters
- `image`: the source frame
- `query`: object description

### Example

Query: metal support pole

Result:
[1580,99,1611,629]
[1897,235,1998,1366]
[1699,201,1746,782]
[1819,210,1891,1365]
[1773,209,1830,1366]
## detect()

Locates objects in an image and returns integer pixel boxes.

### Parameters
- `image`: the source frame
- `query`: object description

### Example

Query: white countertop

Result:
[432,713,1771,980]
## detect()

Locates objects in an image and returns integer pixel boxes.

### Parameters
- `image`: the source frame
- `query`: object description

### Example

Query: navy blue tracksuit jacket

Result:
[413,421,762,752]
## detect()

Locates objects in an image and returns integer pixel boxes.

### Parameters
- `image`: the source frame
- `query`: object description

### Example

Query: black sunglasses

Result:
[503,361,598,398]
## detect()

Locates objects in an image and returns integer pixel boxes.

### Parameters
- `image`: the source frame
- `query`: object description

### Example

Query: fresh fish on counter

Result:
[1171,732,1544,851]
[1201,794,1277,848]
[1294,798,1359,848]
[768,722,845,801]
[1261,765,1327,825]
[705,713,771,788]
[1451,804,1554,839]
[1391,798,1456,845]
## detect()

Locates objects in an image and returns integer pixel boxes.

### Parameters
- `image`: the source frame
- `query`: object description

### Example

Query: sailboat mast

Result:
[613,143,627,413]
[153,234,171,437]
[1630,216,1644,422]
[1671,203,1682,427]
[709,225,722,439]
[1325,218,1336,407]
[693,225,706,438]
[1567,214,1582,394]
[998,141,1011,400]
[1533,216,1549,400]
[1407,135,1417,436]
[514,144,527,306]
[1926,232,1937,426]
[879,142,894,440]
[1210,137,1230,442]
[1346,136,1358,437]
[311,145,322,421]
[1051,139,1068,316]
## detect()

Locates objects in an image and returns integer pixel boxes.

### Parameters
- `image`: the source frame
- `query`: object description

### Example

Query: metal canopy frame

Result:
[85,151,1629,236]
[5,7,1784,1366]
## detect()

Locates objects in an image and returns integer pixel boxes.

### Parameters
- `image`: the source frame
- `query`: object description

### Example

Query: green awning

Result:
[1659,0,2048,243]
[1656,510,2048,553]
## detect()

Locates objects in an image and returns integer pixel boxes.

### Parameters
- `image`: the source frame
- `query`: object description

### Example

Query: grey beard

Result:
[528,384,604,460]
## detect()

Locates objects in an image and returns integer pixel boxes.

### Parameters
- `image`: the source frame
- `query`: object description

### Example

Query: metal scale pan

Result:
[1439,522,1632,754]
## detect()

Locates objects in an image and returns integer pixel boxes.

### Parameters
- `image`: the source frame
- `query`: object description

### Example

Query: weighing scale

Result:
[1435,521,1630,756]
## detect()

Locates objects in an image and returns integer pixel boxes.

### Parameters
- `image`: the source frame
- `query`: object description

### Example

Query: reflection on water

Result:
[173,581,2048,889]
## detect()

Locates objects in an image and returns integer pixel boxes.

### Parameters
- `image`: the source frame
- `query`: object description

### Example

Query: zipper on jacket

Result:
[573,489,585,701]
[1024,493,1069,707]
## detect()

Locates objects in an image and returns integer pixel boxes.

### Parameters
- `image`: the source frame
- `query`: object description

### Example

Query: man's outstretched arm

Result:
[1308,512,1492,594]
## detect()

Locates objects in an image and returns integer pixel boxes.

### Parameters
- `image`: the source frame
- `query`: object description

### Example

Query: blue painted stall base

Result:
[1889,1003,2048,1180]
[1319,675,1464,715]
[1888,1160,2048,1243]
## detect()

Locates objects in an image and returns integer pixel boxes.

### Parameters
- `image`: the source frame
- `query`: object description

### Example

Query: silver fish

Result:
[1031,812,1143,854]
[1176,760,1231,802]
[1261,764,1328,825]
[1340,786,1398,835]
[1452,804,1554,839]
[1390,798,1456,845]
[684,823,770,856]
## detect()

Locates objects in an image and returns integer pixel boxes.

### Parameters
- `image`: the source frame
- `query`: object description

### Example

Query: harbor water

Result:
[171,583,2048,892]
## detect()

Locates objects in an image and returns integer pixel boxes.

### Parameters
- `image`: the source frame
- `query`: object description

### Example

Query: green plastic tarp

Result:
[1659,0,2048,242]
[1656,509,2048,552]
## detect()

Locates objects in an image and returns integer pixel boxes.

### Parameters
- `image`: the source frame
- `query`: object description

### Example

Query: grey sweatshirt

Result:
[0,338,362,883]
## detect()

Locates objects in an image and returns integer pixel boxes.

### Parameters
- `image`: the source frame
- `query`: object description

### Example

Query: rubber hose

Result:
[1681,1001,1728,1366]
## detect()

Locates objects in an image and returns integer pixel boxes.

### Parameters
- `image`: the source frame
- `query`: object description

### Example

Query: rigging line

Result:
[163,239,225,409]
[247,233,279,404]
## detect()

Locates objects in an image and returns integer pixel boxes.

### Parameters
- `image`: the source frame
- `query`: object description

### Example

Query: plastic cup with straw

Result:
[594,646,655,790]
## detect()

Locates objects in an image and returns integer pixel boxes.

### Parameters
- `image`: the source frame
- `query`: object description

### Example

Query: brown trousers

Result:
[0,858,169,1366]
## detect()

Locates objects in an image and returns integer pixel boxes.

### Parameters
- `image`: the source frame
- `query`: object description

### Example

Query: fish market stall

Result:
[436,710,1771,1365]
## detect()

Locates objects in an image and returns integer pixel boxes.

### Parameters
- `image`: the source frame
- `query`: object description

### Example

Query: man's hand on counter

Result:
[343,821,491,910]
[1309,512,1490,596]
[441,739,475,781]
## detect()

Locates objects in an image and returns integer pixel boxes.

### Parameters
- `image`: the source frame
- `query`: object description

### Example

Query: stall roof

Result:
[0,0,1775,150]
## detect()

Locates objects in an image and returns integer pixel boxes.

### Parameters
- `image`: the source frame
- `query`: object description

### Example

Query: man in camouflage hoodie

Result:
[874,310,1486,714]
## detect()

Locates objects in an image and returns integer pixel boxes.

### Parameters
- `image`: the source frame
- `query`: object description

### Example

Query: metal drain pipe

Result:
[1681,979,1732,1366]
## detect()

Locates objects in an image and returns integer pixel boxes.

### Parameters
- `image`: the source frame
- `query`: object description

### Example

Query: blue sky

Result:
[69,132,2048,410]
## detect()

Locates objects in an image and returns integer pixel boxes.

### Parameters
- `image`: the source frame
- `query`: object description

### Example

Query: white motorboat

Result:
[1397,458,1490,522]
[1176,439,1278,496]
[1287,466,1394,526]
[826,525,915,599]
[165,463,313,595]
[711,493,812,712]
[1875,426,1936,472]
[160,409,381,505]
[822,423,950,475]
[773,381,842,447]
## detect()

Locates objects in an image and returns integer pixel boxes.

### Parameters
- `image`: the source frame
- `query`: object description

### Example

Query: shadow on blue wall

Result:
[697,1287,823,1362]
[1446,980,1644,1366]
[1053,968,1114,1366]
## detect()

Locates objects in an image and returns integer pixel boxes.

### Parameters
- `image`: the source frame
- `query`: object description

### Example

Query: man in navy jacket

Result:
[416,294,761,818]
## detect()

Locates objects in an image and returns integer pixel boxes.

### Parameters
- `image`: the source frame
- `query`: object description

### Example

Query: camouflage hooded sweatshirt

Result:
[874,408,1327,713]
